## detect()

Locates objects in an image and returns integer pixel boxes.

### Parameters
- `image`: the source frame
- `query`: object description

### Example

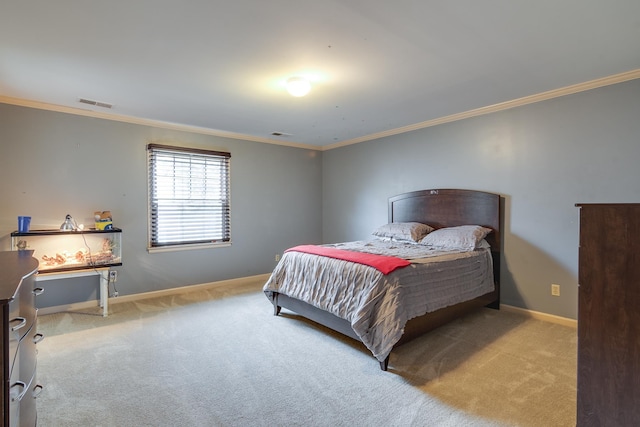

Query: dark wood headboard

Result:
[388,188,501,253]
[388,188,502,306]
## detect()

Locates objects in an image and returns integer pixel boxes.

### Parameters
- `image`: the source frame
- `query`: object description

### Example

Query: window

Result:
[147,144,231,250]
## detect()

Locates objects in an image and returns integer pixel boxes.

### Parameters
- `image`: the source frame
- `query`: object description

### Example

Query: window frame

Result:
[147,143,231,253]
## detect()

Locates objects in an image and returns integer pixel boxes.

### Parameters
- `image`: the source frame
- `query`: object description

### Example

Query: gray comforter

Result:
[263,240,494,362]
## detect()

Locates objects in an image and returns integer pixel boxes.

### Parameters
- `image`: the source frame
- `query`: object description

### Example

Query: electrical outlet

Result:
[551,284,560,296]
[275,253,280,262]
[109,270,117,282]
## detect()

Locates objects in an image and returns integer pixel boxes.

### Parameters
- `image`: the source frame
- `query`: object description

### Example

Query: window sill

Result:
[147,242,231,254]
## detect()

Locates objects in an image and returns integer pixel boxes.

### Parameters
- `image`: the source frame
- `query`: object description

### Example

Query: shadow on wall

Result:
[500,233,577,317]
[496,193,577,318]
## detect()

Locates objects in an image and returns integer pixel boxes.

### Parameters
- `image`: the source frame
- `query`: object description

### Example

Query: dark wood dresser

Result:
[0,251,42,426]
[576,204,640,426]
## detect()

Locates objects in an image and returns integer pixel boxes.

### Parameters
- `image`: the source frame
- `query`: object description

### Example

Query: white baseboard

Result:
[38,277,578,330]
[38,301,102,316]
[501,304,577,328]
[38,273,270,316]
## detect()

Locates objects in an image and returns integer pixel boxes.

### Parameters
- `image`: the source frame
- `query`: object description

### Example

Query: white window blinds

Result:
[147,144,231,248]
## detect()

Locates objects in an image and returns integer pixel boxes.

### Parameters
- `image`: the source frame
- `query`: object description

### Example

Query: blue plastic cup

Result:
[18,216,31,233]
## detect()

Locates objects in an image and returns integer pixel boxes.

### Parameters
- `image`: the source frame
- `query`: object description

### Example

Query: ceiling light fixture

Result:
[286,77,311,97]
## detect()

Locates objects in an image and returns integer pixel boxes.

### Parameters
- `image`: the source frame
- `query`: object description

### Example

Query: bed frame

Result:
[270,188,502,371]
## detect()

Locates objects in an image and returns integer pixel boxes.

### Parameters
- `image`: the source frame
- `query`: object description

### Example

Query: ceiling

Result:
[2,1,640,149]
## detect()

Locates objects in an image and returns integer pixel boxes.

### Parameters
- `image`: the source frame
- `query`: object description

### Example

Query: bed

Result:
[264,188,502,371]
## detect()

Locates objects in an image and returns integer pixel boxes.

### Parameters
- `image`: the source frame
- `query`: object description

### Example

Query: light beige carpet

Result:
[36,279,577,426]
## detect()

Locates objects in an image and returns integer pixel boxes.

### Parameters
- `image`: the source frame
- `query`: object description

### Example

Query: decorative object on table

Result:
[94,211,113,230]
[18,215,31,233]
[60,214,76,231]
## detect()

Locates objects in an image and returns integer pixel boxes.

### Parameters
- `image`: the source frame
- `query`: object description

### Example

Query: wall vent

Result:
[78,98,113,109]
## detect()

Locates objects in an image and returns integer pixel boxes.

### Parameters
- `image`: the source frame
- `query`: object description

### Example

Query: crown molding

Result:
[2,68,639,152]
[322,68,640,151]
[0,95,319,151]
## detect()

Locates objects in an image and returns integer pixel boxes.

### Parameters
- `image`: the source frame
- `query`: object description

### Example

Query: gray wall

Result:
[0,105,323,307]
[322,79,640,320]
[3,78,639,319]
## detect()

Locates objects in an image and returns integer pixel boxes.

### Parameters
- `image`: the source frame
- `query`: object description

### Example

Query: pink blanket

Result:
[285,244,410,275]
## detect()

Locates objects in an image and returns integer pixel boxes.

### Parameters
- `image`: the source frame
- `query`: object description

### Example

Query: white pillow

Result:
[372,222,434,243]
[419,225,492,250]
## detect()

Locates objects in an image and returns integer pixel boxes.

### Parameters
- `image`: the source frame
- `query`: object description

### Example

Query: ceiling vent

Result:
[78,98,113,109]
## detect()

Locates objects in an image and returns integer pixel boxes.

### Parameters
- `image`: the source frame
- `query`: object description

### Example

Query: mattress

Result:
[263,239,494,362]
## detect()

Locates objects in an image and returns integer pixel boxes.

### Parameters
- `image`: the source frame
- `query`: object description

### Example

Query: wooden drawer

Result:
[8,323,42,427]
[11,278,37,336]
[8,299,36,384]
[9,366,38,427]
[1,251,39,427]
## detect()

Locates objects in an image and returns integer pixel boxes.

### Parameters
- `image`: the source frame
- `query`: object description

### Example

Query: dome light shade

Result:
[60,214,76,231]
[286,77,311,97]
